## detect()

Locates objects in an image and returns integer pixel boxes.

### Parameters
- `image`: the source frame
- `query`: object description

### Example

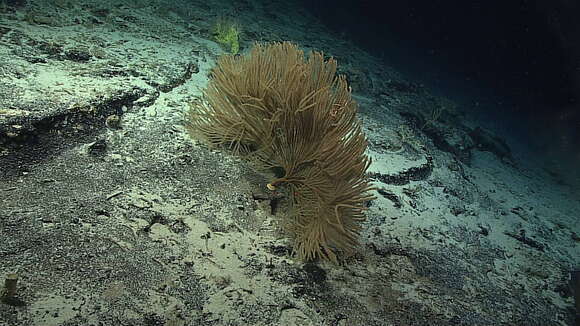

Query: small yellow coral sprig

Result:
[213,18,241,55]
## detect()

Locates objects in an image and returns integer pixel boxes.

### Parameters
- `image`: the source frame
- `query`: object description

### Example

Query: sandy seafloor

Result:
[0,1,579,325]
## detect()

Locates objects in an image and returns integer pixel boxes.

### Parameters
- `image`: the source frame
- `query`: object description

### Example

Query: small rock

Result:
[105,114,121,129]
